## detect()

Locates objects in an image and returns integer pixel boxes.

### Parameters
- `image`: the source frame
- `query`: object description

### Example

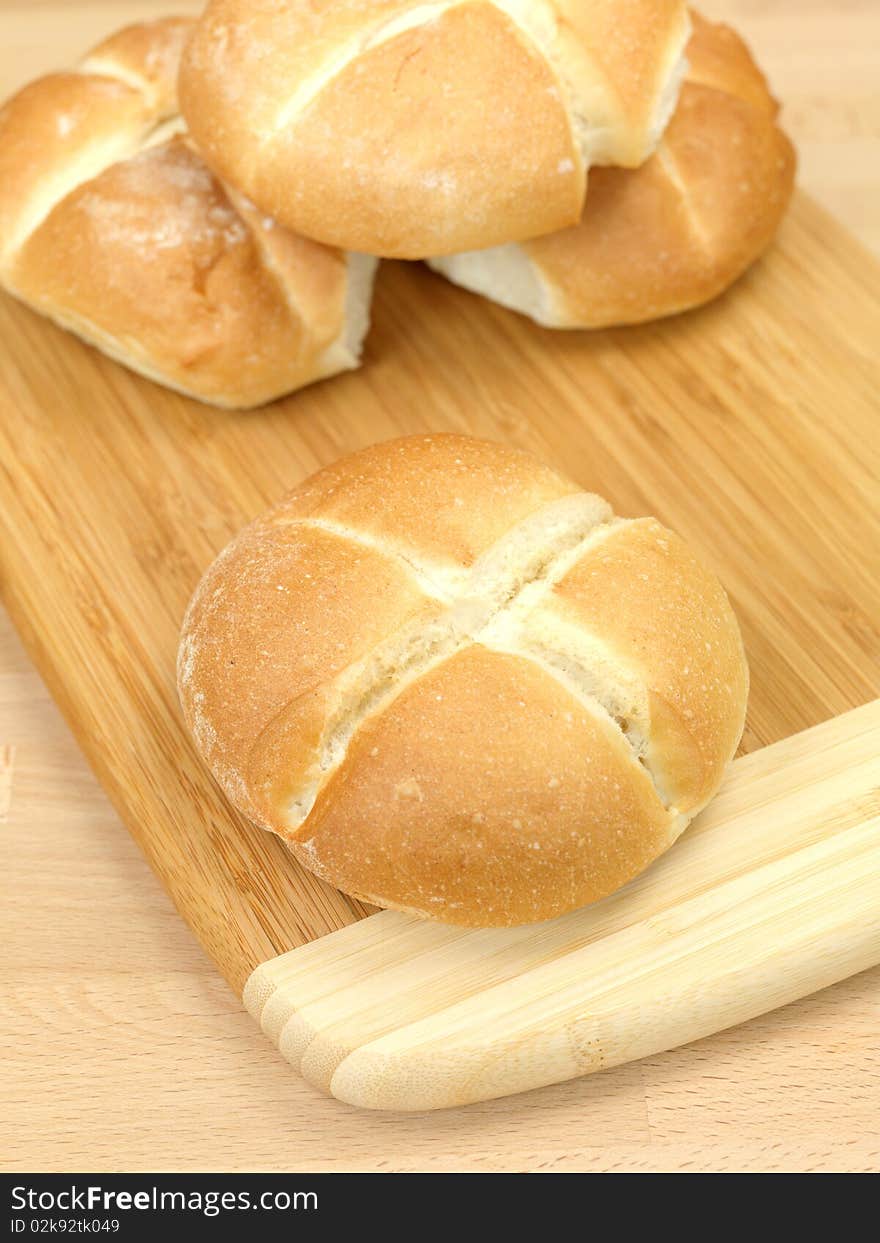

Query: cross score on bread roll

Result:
[429,13,796,327]
[178,435,748,927]
[179,1,692,259]
[0,18,377,409]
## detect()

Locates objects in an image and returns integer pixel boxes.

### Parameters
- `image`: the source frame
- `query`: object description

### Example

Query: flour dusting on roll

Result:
[0,18,378,408]
[178,435,749,927]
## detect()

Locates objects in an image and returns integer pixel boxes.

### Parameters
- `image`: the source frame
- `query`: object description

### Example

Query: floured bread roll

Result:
[429,13,796,328]
[179,435,748,927]
[180,1,692,258]
[0,18,378,408]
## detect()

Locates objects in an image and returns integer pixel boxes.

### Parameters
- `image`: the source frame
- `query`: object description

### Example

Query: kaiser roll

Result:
[430,13,795,327]
[179,1,692,259]
[0,18,378,408]
[178,434,749,926]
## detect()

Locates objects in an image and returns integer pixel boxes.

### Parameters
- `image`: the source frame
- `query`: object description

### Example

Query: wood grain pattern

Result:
[0,743,14,822]
[2,190,879,997]
[246,702,880,1109]
[2,0,880,1171]
[5,604,875,1172]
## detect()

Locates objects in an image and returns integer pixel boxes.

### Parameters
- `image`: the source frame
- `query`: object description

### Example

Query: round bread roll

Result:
[178,434,748,926]
[0,18,378,409]
[179,1,692,259]
[429,13,796,327]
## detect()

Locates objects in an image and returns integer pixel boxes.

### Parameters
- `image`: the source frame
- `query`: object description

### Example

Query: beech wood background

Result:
[2,0,879,1171]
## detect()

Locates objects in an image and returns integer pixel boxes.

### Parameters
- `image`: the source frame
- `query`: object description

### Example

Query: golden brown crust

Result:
[178,515,435,824]
[0,73,152,262]
[546,517,749,812]
[251,4,583,258]
[429,12,796,326]
[0,17,376,408]
[82,16,194,114]
[298,645,675,926]
[179,435,749,926]
[554,0,692,155]
[179,0,691,258]
[272,431,580,568]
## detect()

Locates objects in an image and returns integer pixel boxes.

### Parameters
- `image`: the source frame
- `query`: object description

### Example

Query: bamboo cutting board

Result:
[1,192,879,1110]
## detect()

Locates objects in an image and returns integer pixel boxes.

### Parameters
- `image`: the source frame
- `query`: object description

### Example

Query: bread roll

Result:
[178,434,748,926]
[179,1,692,259]
[0,18,378,409]
[429,13,795,327]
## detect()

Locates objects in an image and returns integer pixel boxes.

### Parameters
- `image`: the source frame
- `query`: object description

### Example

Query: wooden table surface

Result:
[2,1,879,1173]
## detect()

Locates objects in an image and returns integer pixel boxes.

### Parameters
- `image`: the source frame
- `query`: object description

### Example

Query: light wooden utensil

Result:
[1,193,879,1110]
[245,701,880,1109]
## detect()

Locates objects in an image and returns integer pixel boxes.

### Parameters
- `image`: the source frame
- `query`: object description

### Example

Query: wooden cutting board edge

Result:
[242,699,880,1110]
[1,189,879,1008]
